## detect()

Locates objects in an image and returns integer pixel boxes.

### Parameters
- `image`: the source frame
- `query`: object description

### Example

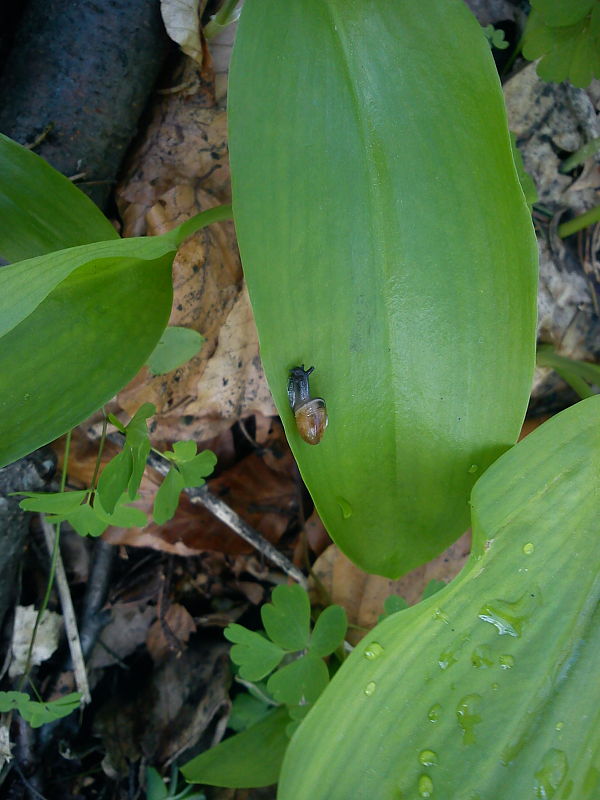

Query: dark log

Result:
[0,0,171,209]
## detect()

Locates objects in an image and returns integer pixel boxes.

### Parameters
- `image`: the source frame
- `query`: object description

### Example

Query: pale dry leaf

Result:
[88,604,157,670]
[10,605,63,678]
[0,725,12,769]
[117,55,229,237]
[310,533,471,645]
[161,0,206,64]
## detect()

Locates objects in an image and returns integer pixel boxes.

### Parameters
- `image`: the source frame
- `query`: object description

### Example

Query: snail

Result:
[287,365,328,445]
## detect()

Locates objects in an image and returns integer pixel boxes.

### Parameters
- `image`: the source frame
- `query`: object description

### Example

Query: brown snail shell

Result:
[294,397,328,445]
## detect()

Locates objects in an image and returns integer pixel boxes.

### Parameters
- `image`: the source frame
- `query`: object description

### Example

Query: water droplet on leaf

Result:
[471,645,494,668]
[419,750,438,767]
[336,497,353,518]
[428,704,442,723]
[364,642,384,660]
[468,464,479,474]
[555,721,564,732]
[418,774,434,798]
[364,681,376,697]
[523,542,535,555]
[456,694,482,745]
[478,589,541,637]
[499,654,515,669]
[533,748,568,798]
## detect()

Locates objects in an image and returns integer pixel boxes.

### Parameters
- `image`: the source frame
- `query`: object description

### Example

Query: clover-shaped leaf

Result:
[225,624,285,681]
[261,584,310,652]
[309,605,347,658]
[266,654,329,706]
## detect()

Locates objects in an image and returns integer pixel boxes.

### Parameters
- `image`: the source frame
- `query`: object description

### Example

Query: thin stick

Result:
[146,451,308,588]
[40,517,90,704]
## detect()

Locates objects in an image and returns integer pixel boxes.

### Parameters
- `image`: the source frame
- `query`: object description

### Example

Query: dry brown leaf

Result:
[160,0,207,64]
[103,446,297,557]
[146,602,197,662]
[311,533,471,645]
[88,603,157,670]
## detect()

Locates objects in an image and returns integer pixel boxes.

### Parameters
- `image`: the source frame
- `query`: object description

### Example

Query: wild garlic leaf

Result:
[309,605,347,658]
[225,624,285,681]
[261,584,311,652]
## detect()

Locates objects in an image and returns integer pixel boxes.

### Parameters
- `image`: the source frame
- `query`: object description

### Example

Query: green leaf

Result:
[421,578,446,601]
[180,707,289,789]
[228,0,538,578]
[124,403,155,498]
[0,691,82,728]
[267,654,329,706]
[509,132,538,209]
[146,326,205,375]
[0,133,119,262]
[15,489,87,514]
[378,595,409,622]
[224,624,285,681]
[96,448,134,515]
[146,767,169,800]
[153,467,185,525]
[537,344,600,400]
[278,396,600,799]
[228,693,273,733]
[178,451,217,488]
[171,440,198,462]
[309,605,347,658]
[531,0,594,27]
[261,585,311,652]
[0,251,173,469]
[94,492,147,529]
[64,502,108,538]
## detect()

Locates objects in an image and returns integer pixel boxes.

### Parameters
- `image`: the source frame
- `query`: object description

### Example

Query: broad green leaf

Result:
[309,605,347,658]
[532,0,594,27]
[181,707,289,789]
[0,237,178,341]
[228,0,538,578]
[0,253,172,469]
[146,326,205,375]
[15,489,87,514]
[153,467,185,525]
[178,451,217,488]
[267,654,329,706]
[261,585,311,652]
[96,448,134,514]
[509,132,538,209]
[278,396,600,799]
[0,133,118,262]
[224,624,285,681]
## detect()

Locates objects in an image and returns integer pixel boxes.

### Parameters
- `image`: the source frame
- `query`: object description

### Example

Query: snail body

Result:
[288,366,328,445]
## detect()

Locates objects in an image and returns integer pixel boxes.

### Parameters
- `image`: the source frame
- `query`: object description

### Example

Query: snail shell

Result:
[294,397,328,445]
[288,365,328,445]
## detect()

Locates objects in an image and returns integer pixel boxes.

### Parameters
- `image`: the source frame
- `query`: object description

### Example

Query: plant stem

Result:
[18,429,72,691]
[205,0,243,40]
[558,204,600,238]
[560,136,600,173]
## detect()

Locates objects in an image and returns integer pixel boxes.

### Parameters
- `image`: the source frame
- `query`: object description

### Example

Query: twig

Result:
[78,540,115,659]
[40,517,90,704]
[146,451,308,588]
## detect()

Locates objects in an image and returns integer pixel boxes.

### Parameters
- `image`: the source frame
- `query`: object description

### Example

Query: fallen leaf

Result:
[160,0,207,64]
[9,606,63,678]
[146,602,197,662]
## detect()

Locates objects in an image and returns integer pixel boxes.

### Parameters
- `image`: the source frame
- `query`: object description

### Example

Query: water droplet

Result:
[364,642,384,660]
[336,497,353,519]
[533,748,568,798]
[433,608,449,624]
[499,654,515,669]
[468,464,479,474]
[438,650,457,670]
[438,633,470,669]
[471,645,494,668]
[491,682,500,691]
[427,703,442,723]
[456,694,482,745]
[478,589,541,637]
[419,750,438,767]
[23,393,31,401]
[418,774,434,798]
[523,542,535,555]
[555,721,564,732]
[364,681,376,697]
